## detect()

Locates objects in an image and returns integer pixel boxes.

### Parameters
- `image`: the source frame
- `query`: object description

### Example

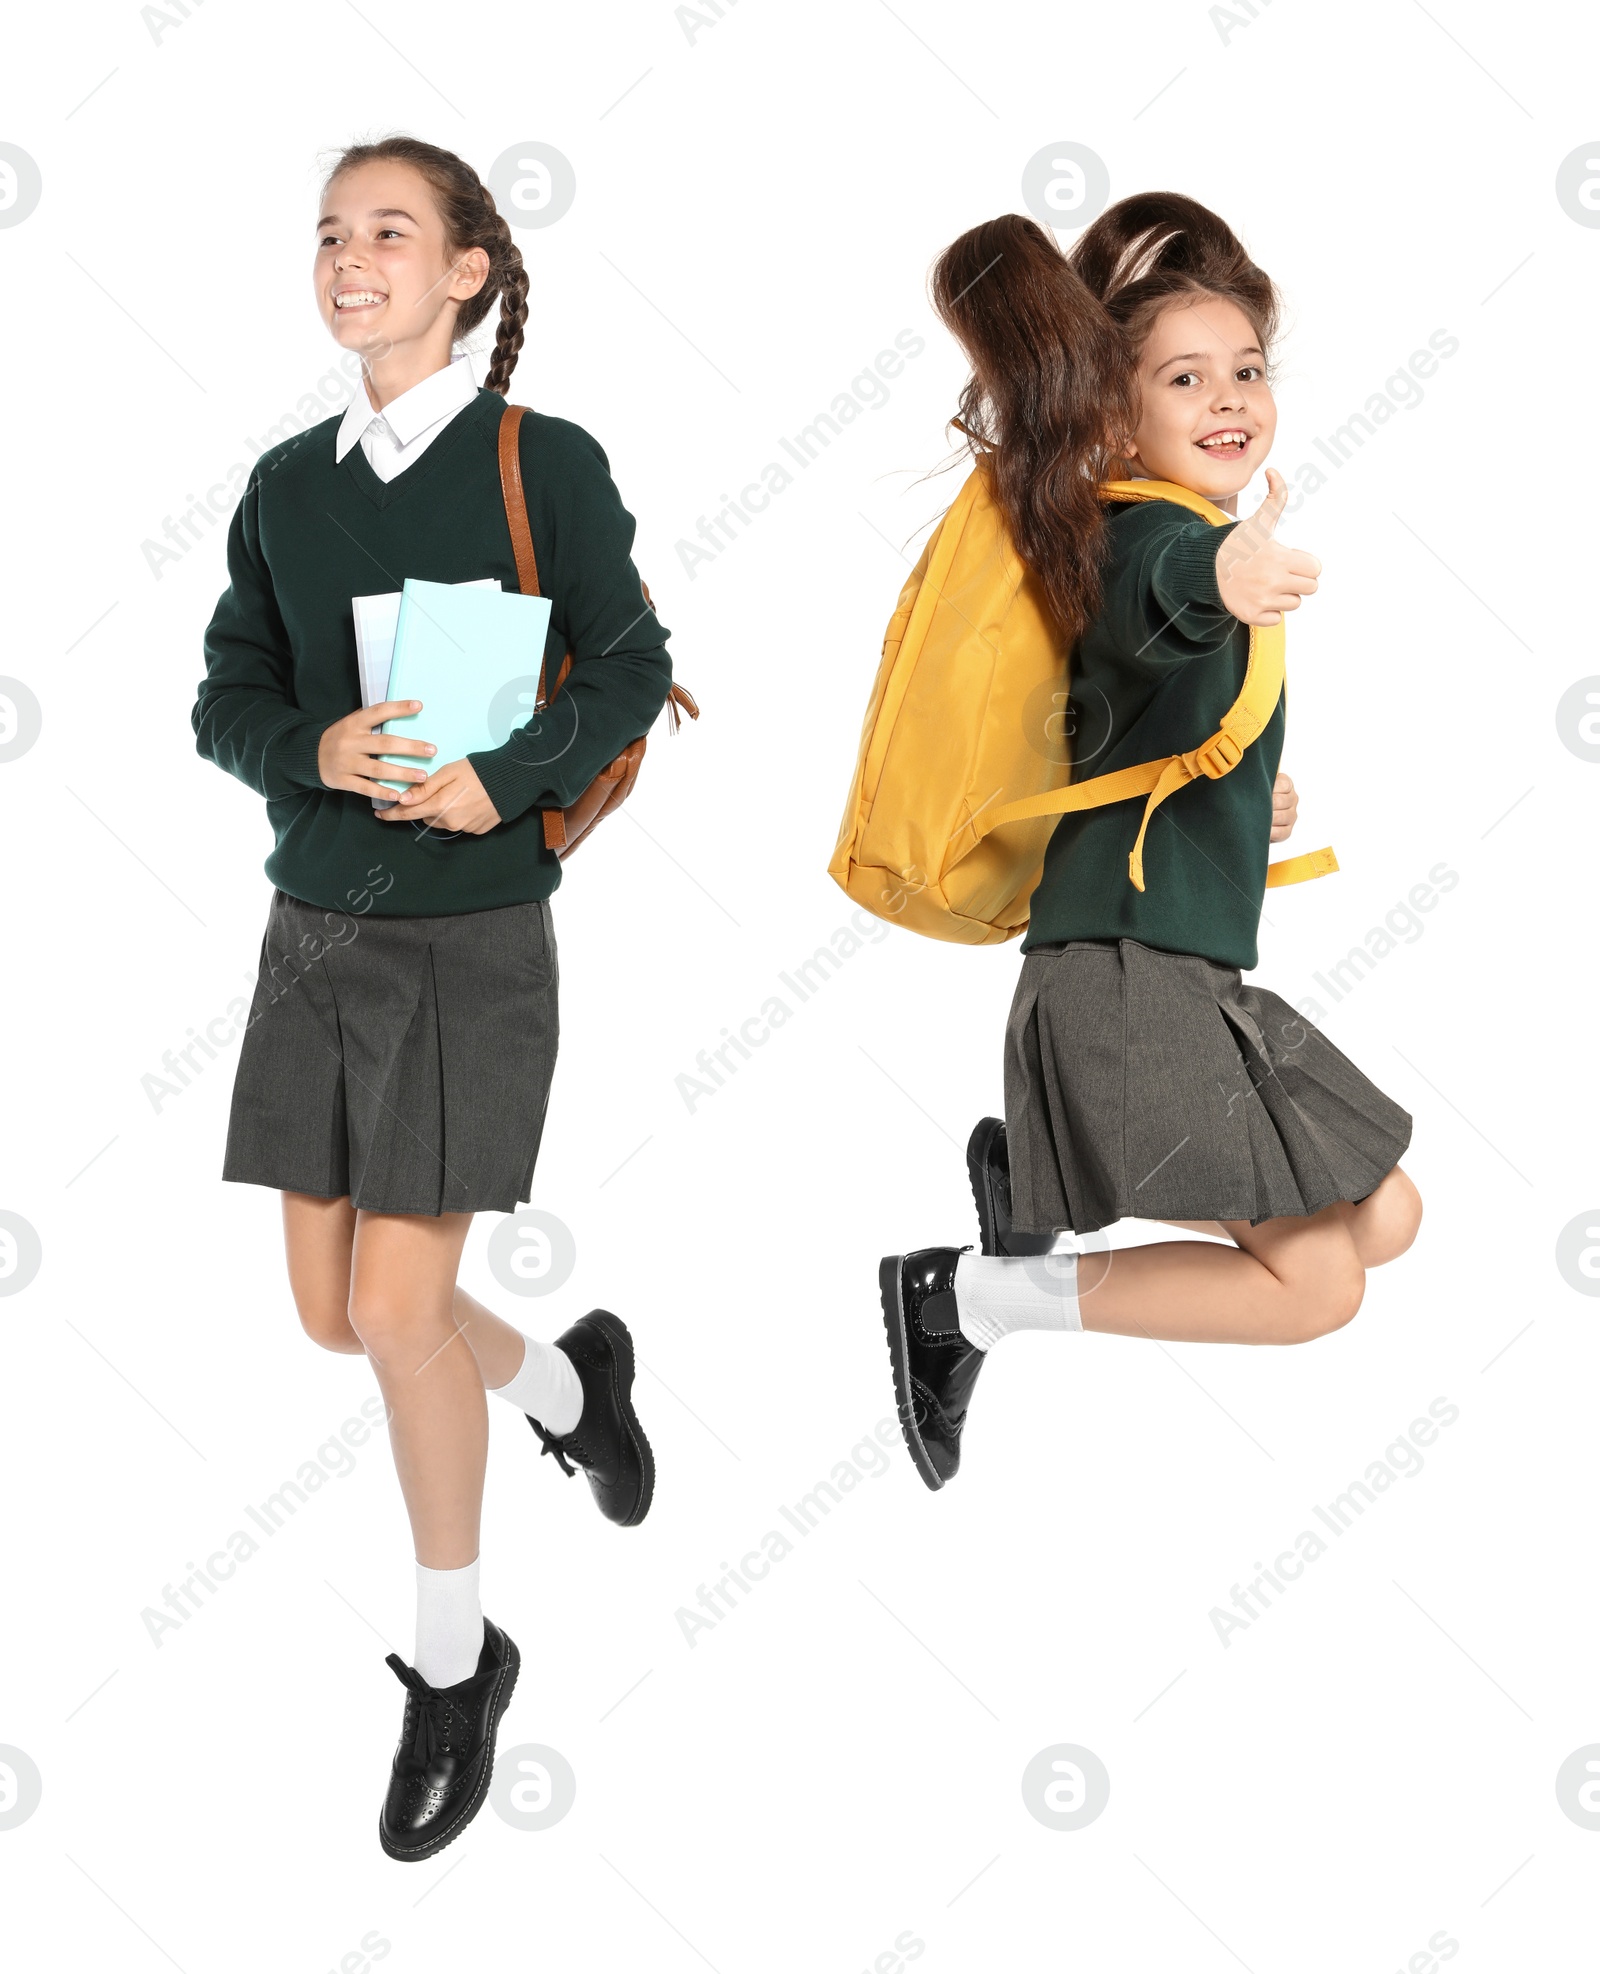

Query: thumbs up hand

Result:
[1269,771,1298,842]
[1214,469,1322,627]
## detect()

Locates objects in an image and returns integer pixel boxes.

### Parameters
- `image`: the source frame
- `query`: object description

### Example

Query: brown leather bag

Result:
[497,403,698,857]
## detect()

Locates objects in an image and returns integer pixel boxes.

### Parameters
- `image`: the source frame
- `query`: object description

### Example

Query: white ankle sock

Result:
[486,1334,583,1436]
[413,1557,484,1688]
[953,1246,1083,1350]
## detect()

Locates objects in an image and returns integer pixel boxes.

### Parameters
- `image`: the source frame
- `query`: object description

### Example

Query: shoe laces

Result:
[385,1655,470,1769]
[530,1418,579,1478]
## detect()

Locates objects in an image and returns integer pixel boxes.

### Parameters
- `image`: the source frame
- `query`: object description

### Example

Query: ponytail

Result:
[933,214,1136,648]
[321,135,529,396]
[931,194,1280,644]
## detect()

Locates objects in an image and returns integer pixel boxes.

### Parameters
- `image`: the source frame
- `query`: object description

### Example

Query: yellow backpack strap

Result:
[967,479,1334,891]
[1265,845,1340,886]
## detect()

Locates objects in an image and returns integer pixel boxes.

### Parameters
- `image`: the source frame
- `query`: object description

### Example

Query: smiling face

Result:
[313,159,488,385]
[1122,293,1276,506]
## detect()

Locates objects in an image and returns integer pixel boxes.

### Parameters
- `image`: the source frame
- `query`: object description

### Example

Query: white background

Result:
[2,1,1596,1967]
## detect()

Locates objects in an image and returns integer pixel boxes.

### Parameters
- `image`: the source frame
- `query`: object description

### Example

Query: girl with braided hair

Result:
[192,136,673,1856]
[879,194,1422,1491]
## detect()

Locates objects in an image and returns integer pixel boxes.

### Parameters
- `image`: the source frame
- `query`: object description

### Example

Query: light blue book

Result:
[377,578,553,794]
[354,578,500,711]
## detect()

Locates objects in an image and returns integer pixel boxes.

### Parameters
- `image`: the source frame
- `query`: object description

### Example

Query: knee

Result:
[346,1289,441,1363]
[294,1293,364,1355]
[1280,1256,1366,1344]
[1320,1261,1367,1336]
[1369,1172,1423,1266]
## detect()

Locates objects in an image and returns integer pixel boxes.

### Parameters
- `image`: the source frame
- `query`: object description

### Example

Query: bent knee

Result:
[346,1293,398,1355]
[1278,1260,1366,1344]
[1379,1214,1422,1267]
[295,1295,364,1355]
[1320,1263,1367,1335]
[346,1292,445,1360]
[1372,1176,1424,1266]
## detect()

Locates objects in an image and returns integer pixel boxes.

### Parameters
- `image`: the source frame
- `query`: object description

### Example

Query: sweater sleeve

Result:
[191,470,330,798]
[1100,506,1243,668]
[467,419,673,826]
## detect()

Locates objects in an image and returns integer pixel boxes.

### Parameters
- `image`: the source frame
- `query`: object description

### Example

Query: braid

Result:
[483,208,529,397]
[321,134,532,394]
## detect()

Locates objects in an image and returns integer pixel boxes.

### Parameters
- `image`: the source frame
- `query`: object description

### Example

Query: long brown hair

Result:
[321,136,529,395]
[931,193,1280,643]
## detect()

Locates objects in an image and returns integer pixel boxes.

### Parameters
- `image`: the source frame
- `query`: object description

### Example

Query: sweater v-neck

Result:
[336,388,498,511]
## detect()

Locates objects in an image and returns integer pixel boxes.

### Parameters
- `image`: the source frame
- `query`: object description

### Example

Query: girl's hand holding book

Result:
[1214,469,1322,628]
[319,701,436,797]
[380,756,503,834]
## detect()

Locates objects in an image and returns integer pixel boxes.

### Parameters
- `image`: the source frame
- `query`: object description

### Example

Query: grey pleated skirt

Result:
[1004,938,1411,1238]
[223,888,559,1216]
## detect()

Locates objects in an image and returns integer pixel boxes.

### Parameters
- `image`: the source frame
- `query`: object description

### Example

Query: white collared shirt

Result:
[334,353,480,483]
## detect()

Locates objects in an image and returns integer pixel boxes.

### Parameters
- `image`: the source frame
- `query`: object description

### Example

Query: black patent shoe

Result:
[967,1116,1013,1256]
[878,1248,986,1491]
[526,1311,654,1526]
[379,1618,519,1862]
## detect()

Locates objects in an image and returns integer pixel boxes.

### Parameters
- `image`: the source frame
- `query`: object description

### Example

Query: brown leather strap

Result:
[499,400,693,858]
[498,404,540,595]
[498,403,552,708]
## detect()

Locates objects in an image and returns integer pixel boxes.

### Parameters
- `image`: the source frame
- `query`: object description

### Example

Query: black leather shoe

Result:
[526,1310,654,1526]
[879,1248,986,1491]
[967,1116,1013,1256]
[378,1618,519,1862]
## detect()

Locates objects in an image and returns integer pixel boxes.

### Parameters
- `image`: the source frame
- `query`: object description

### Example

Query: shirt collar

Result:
[335,354,479,462]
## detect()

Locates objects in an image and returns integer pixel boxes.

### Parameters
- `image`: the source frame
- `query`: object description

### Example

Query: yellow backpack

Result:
[828,464,1336,945]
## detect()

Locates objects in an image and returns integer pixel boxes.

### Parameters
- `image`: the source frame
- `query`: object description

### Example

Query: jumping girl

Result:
[192,136,670,1856]
[879,194,1422,1489]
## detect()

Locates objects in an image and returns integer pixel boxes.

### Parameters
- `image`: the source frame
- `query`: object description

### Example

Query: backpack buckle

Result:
[1193,732,1244,780]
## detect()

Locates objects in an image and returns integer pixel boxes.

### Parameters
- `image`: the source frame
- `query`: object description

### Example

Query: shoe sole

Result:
[966,1117,1005,1258]
[878,1256,944,1494]
[587,1311,656,1527]
[378,1633,521,1864]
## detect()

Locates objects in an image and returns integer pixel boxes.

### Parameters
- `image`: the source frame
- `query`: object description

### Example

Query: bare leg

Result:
[450,1286,532,1392]
[1074,1203,1366,1345]
[281,1191,364,1353]
[279,1199,532,1392]
[1332,1166,1422,1266]
[1160,1166,1423,1270]
[346,1211,483,1570]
